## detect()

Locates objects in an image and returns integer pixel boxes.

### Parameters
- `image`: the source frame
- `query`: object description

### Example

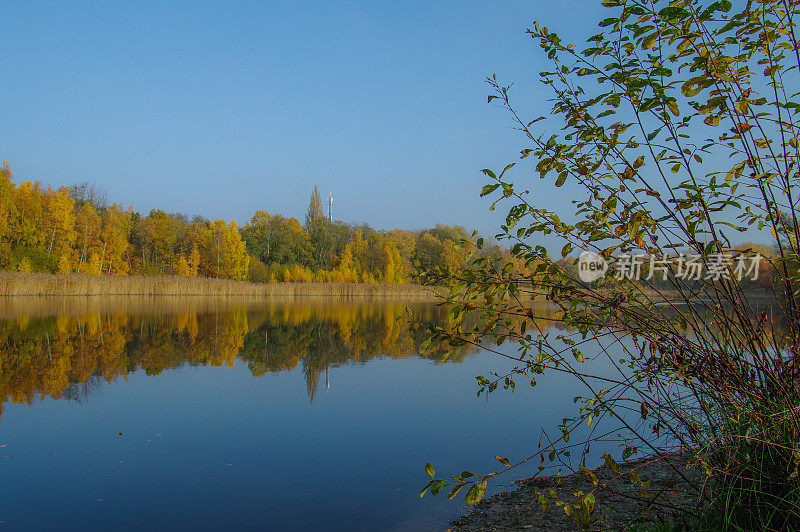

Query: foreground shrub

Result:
[420,1,800,529]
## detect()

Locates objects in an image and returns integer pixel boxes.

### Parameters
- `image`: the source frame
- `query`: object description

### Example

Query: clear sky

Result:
[1,0,606,237]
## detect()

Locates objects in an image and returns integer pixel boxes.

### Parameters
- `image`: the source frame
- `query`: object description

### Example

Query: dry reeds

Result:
[0,272,436,299]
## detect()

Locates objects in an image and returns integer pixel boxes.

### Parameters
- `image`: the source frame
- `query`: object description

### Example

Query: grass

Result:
[635,409,800,532]
[0,271,436,299]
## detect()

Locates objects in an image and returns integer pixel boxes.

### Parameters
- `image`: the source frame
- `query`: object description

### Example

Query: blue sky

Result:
[1,1,606,236]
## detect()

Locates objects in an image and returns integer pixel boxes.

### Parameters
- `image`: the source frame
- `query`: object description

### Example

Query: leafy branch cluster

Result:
[420,1,800,529]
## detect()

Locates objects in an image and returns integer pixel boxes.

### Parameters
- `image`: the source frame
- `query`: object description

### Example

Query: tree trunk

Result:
[99,241,106,273]
[48,222,56,254]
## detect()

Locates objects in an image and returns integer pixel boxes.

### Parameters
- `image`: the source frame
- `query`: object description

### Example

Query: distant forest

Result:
[0,162,497,283]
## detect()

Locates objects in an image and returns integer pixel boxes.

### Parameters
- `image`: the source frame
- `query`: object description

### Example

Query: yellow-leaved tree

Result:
[176,256,192,277]
[75,202,102,274]
[200,220,249,281]
[11,181,46,250]
[0,162,15,265]
[43,187,76,273]
[187,244,200,276]
[100,204,132,275]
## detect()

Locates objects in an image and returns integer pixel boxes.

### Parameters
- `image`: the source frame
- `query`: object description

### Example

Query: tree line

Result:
[0,164,481,283]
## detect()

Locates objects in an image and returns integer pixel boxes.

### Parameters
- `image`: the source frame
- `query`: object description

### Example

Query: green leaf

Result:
[583,493,596,514]
[499,162,516,177]
[555,173,567,187]
[425,462,435,478]
[603,452,621,474]
[629,470,650,488]
[580,464,599,485]
[495,456,511,467]
[623,446,637,460]
[667,100,679,116]
[481,183,500,197]
[658,6,688,21]
[465,480,488,505]
[538,492,550,512]
[420,482,431,498]
[448,483,466,500]
[682,76,709,97]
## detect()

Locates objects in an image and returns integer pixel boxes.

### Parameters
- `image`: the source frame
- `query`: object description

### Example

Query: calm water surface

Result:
[0,297,584,531]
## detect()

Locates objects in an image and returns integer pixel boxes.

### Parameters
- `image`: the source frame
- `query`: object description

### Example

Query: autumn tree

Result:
[0,162,16,265]
[187,244,200,276]
[198,220,249,280]
[131,210,188,274]
[75,202,102,272]
[176,256,192,276]
[385,229,416,278]
[0,170,480,285]
[10,181,46,250]
[100,204,132,275]
[43,187,77,273]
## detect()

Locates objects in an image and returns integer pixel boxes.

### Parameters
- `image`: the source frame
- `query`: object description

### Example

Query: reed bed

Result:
[0,294,440,320]
[0,272,436,299]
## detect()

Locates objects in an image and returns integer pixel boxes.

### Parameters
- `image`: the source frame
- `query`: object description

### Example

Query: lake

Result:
[0,297,586,531]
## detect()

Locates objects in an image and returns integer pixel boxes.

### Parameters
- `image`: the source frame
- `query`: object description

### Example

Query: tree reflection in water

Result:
[0,298,496,415]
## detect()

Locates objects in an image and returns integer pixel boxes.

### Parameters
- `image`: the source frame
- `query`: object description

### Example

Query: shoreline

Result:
[0,271,437,299]
[451,453,703,531]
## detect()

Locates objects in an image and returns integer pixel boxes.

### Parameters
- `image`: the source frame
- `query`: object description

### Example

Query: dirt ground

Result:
[450,454,706,531]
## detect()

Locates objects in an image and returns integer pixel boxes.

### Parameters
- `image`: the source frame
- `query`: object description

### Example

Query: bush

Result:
[420,1,800,529]
[7,246,58,273]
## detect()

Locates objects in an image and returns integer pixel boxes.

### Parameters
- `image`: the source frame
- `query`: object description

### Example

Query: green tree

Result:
[429,224,469,244]
[242,210,314,267]
[304,185,325,232]
[305,185,342,268]
[414,232,443,271]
